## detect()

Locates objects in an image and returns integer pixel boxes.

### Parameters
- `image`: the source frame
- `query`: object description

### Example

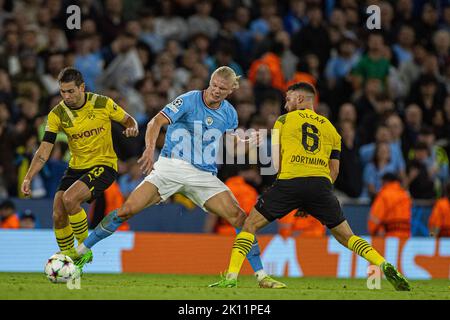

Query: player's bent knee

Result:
[242,219,258,234]
[62,191,79,212]
[226,210,246,228]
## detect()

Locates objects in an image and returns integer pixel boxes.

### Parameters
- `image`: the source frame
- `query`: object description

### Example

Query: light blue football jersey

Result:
[160,90,238,174]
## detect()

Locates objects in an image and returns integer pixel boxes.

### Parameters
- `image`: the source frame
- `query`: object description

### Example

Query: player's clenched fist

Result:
[21,178,31,197]
[123,126,139,137]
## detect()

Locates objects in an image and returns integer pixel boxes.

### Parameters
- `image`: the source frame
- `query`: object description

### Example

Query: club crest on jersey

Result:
[167,98,183,113]
[87,110,95,120]
[205,116,214,126]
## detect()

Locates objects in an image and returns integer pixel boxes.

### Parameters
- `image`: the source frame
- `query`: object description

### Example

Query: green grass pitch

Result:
[1,272,449,300]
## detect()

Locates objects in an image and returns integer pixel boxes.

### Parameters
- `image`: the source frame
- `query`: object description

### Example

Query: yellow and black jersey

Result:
[45,92,126,171]
[272,108,341,182]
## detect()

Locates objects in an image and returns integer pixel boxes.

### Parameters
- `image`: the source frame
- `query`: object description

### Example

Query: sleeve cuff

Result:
[159,111,172,124]
[42,131,57,144]
[330,149,340,160]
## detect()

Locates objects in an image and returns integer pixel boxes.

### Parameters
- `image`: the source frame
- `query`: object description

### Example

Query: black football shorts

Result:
[57,165,117,202]
[254,176,346,229]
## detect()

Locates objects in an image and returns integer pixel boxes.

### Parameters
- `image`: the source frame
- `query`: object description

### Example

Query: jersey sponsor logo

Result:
[167,98,183,113]
[71,126,105,140]
[205,116,214,126]
[290,155,327,167]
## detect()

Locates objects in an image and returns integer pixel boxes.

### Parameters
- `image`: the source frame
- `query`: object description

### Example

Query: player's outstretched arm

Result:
[137,113,169,175]
[119,113,139,137]
[21,141,54,196]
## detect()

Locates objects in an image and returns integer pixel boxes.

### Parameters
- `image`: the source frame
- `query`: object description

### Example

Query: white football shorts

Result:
[139,156,229,210]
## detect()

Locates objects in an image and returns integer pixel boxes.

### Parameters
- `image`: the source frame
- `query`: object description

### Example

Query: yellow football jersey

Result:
[45,92,126,171]
[272,108,341,182]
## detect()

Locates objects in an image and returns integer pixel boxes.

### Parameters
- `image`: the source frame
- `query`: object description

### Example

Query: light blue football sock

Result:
[84,210,124,249]
[235,227,264,272]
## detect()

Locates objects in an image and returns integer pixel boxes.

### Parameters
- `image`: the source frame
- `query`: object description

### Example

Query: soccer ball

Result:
[44,254,77,283]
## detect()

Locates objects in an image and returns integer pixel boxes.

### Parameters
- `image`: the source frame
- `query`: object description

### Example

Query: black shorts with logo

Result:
[57,165,117,202]
[254,176,346,229]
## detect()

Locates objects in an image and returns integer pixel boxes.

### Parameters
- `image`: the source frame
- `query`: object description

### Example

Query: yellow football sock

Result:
[69,209,89,244]
[227,231,255,275]
[54,224,74,251]
[348,235,385,266]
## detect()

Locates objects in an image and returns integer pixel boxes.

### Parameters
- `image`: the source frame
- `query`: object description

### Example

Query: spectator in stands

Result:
[278,210,326,238]
[325,33,359,93]
[138,7,165,54]
[20,24,41,54]
[40,51,65,96]
[368,173,411,238]
[0,68,14,109]
[258,96,282,128]
[274,30,298,81]
[0,30,21,76]
[291,4,331,72]
[235,101,256,129]
[392,24,415,66]
[335,120,362,199]
[407,74,445,126]
[429,183,450,237]
[351,32,391,94]
[379,1,396,45]
[0,101,18,196]
[248,40,286,92]
[99,0,126,45]
[73,33,103,92]
[0,199,19,229]
[205,43,244,78]
[353,77,382,121]
[360,124,406,179]
[413,2,439,47]
[46,23,69,53]
[97,31,144,95]
[337,103,357,130]
[249,0,278,43]
[154,0,188,42]
[443,96,450,156]
[118,158,144,199]
[386,113,408,158]
[394,0,414,26]
[362,141,399,199]
[398,41,428,99]
[406,142,437,200]
[357,91,394,145]
[251,64,284,108]
[19,209,36,229]
[403,103,423,152]
[282,0,307,35]
[187,0,220,40]
[231,78,255,105]
[431,29,449,73]
[412,126,449,193]
[286,57,317,97]
[12,50,46,99]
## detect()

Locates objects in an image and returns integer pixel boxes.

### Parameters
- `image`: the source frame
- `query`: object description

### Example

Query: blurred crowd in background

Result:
[0,0,449,236]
